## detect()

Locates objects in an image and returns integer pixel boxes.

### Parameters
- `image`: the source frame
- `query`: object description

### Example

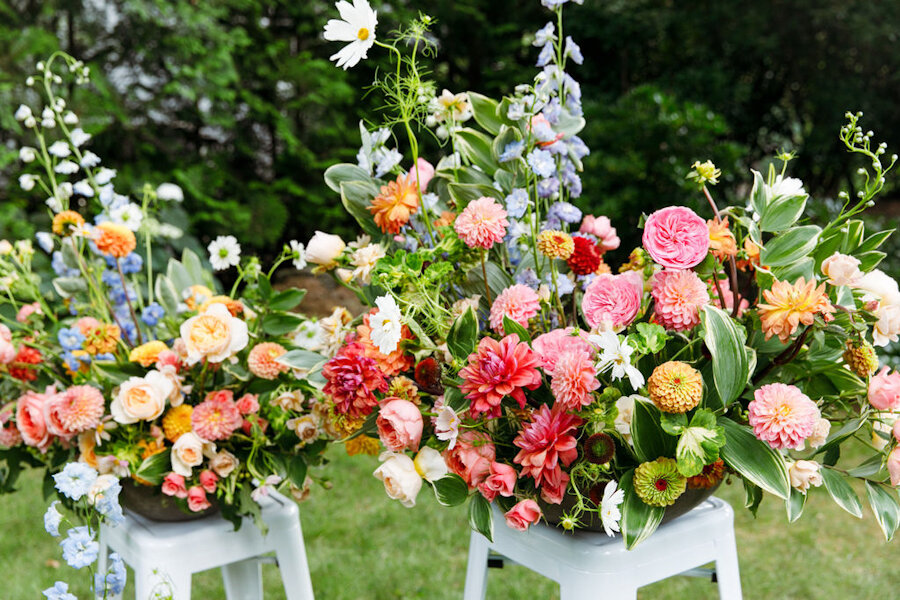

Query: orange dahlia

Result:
[758,277,835,343]
[707,217,737,260]
[52,210,85,236]
[94,222,136,258]
[369,172,419,234]
[129,340,169,367]
[345,434,381,456]
[356,313,414,377]
[687,459,726,489]
[647,361,703,413]
[737,238,760,271]
[247,342,289,379]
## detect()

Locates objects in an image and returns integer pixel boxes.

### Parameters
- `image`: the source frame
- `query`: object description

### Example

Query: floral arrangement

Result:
[1,52,334,528]
[313,0,900,548]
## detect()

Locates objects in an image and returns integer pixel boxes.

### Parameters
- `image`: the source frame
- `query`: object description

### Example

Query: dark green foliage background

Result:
[1,0,898,262]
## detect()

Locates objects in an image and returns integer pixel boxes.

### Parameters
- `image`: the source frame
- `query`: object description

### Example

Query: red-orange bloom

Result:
[459,335,542,419]
[322,342,389,419]
[95,222,136,258]
[369,172,419,234]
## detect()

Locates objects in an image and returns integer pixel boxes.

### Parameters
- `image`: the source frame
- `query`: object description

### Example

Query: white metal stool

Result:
[464,496,741,600]
[98,490,315,600]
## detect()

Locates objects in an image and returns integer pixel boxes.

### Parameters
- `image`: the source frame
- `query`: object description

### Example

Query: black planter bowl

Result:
[120,479,218,522]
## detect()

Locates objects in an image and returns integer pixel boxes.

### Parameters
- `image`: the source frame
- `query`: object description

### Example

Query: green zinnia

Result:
[634,457,686,507]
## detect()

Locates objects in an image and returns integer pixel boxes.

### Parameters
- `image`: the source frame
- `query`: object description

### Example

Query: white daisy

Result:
[323,0,378,70]
[369,294,403,354]
[110,202,143,231]
[289,240,307,270]
[591,331,645,391]
[156,183,184,202]
[207,235,241,271]
[599,479,625,537]
[292,320,324,351]
[47,140,71,158]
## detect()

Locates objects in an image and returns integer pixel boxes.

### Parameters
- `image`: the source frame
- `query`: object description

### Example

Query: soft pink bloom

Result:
[376,398,423,452]
[711,277,749,317]
[642,206,709,269]
[538,468,570,504]
[187,486,211,512]
[0,324,10,342]
[16,387,55,452]
[478,461,517,502]
[893,420,900,443]
[155,349,181,370]
[0,403,21,447]
[0,339,15,364]
[869,367,900,411]
[581,271,643,331]
[443,430,496,488]
[199,469,219,494]
[651,269,709,331]
[15,302,42,323]
[749,383,820,450]
[44,385,105,437]
[505,499,542,531]
[459,335,542,418]
[247,342,289,380]
[454,197,509,249]
[162,473,188,498]
[513,405,581,503]
[489,285,540,334]
[191,390,243,441]
[550,350,600,410]
[579,215,620,252]
[410,158,435,192]
[236,393,260,415]
[822,252,863,287]
[532,328,592,373]
[889,447,900,487]
[74,317,101,334]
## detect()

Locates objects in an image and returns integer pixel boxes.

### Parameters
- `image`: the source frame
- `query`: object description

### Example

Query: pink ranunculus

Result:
[199,469,219,494]
[579,215,620,252]
[532,328,592,373]
[15,387,55,453]
[161,472,188,498]
[504,499,542,531]
[410,158,435,192]
[749,383,820,450]
[0,339,15,364]
[15,302,42,323]
[869,367,900,411]
[443,430,496,488]
[376,398,424,452]
[889,447,900,487]
[581,271,643,331]
[478,461,517,501]
[187,485,211,512]
[236,393,260,415]
[642,206,709,269]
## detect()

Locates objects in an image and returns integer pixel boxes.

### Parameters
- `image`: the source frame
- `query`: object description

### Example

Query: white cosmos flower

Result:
[292,319,324,351]
[110,202,143,231]
[54,160,79,174]
[289,240,307,270]
[434,403,460,450]
[369,294,403,354]
[208,235,241,270]
[48,141,71,158]
[69,128,91,147]
[156,183,184,202]
[323,0,378,70]
[19,146,37,163]
[591,331,645,391]
[600,479,625,536]
[767,174,806,200]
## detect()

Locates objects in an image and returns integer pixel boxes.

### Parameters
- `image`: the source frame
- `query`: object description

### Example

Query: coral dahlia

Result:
[369,172,419,234]
[45,385,105,435]
[550,350,600,410]
[567,236,602,275]
[758,277,835,343]
[651,269,709,332]
[191,390,243,441]
[454,196,508,249]
[459,335,542,418]
[322,342,389,419]
[489,284,540,334]
[513,405,582,503]
[748,383,820,450]
[95,222,137,258]
[247,342,289,379]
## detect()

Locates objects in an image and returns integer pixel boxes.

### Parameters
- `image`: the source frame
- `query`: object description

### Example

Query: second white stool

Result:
[464,496,741,600]
[98,490,315,600]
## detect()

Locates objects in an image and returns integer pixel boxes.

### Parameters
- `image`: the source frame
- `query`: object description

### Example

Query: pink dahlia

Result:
[651,269,709,331]
[579,215,620,252]
[550,350,600,410]
[513,405,582,504]
[44,385,105,437]
[748,383,820,450]
[454,196,509,249]
[443,430,496,488]
[459,335,542,419]
[710,276,749,317]
[642,206,710,269]
[191,390,243,441]
[322,342,389,419]
[532,327,592,373]
[581,271,643,331]
[489,284,540,334]
[247,342,289,379]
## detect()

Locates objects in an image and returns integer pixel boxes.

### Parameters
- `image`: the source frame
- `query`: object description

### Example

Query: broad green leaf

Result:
[865,481,900,541]
[447,182,502,206]
[134,450,172,486]
[820,467,863,518]
[52,276,86,298]
[841,220,865,253]
[462,261,513,306]
[772,257,815,283]
[262,312,306,336]
[630,400,677,463]
[700,305,749,405]
[467,91,506,135]
[786,488,807,523]
[154,274,180,316]
[167,257,193,292]
[743,479,763,516]
[456,128,499,176]
[447,308,479,362]
[718,417,790,499]
[181,248,206,285]
[674,409,726,477]
[468,494,494,542]
[620,470,665,550]
[502,315,532,343]
[287,455,307,488]
[760,193,808,232]
[433,474,469,507]
[492,125,523,165]
[340,180,382,237]
[747,169,768,217]
[857,250,887,271]
[269,288,307,311]
[856,229,894,253]
[277,349,326,372]
[760,225,821,267]
[814,416,866,457]
[324,163,372,193]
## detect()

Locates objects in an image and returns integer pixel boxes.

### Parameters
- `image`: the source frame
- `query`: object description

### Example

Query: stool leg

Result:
[222,558,263,600]
[714,529,743,600]
[463,532,490,600]
[560,575,637,600]
[272,528,315,600]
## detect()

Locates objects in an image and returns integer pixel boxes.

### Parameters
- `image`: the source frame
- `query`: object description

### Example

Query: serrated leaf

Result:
[865,481,900,541]
[620,470,665,549]
[433,474,469,507]
[718,416,790,499]
[820,467,863,518]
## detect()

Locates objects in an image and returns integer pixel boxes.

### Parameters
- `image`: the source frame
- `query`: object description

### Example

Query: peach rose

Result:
[373,451,422,507]
[306,231,346,267]
[162,472,188,498]
[171,432,214,477]
[179,302,249,365]
[187,485,211,512]
[821,252,862,287]
[209,450,239,478]
[806,418,831,449]
[377,398,423,452]
[479,461,518,501]
[199,469,219,493]
[789,460,823,494]
[869,367,900,411]
[16,387,55,453]
[504,499,542,531]
[110,371,174,424]
[443,430,495,488]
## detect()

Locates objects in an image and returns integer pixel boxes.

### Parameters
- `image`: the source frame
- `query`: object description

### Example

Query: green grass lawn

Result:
[2,448,896,599]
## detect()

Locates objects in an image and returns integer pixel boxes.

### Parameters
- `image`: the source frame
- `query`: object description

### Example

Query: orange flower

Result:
[95,222,136,258]
[83,324,121,355]
[345,434,381,456]
[369,172,419,234]
[758,277,835,342]
[737,238,760,271]
[199,295,245,317]
[537,230,575,260]
[129,340,168,367]
[707,217,737,260]
[356,313,414,377]
[433,210,456,228]
[52,210,85,236]
[137,438,166,460]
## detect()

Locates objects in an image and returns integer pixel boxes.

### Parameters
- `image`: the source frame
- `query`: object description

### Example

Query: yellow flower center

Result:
[357,27,370,41]
[189,315,229,353]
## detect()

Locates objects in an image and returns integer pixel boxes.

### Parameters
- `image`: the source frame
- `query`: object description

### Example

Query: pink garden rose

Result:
[504,499,542,531]
[199,469,219,494]
[161,473,188,498]
[642,206,709,269]
[478,461,518,502]
[236,393,260,415]
[16,387,56,452]
[0,339,15,364]
[869,367,900,411]
[532,328,592,373]
[821,252,862,287]
[579,215,620,252]
[187,486,211,512]
[581,271,643,331]
[376,398,424,452]
[443,430,496,488]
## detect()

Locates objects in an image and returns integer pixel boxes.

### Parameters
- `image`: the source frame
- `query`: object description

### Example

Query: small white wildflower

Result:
[63,111,79,125]
[94,168,116,185]
[45,196,62,213]
[69,128,91,147]
[35,232,53,254]
[207,235,241,271]
[110,203,143,231]
[289,240,307,270]
[41,107,55,128]
[156,183,184,202]
[73,180,94,198]
[48,140,71,158]
[54,160,79,175]
[14,104,31,121]
[18,174,37,191]
[18,146,37,163]
[79,151,101,168]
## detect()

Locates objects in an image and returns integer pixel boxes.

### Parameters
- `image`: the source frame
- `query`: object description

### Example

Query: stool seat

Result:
[99,490,315,600]
[464,496,741,600]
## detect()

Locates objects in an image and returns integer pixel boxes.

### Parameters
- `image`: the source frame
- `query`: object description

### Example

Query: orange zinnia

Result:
[95,222,136,258]
[369,172,419,234]
[758,277,835,342]
[707,217,737,260]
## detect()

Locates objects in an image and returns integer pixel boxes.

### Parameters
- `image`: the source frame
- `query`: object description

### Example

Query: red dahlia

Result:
[566,236,602,276]
[10,346,42,382]
[322,342,388,419]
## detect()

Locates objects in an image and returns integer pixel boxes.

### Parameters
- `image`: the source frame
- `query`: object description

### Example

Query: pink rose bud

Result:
[869,366,900,411]
[16,302,42,323]
[642,206,709,269]
[236,393,260,415]
[187,485,211,512]
[162,472,188,499]
[376,398,424,452]
[199,469,219,494]
[504,499,542,531]
[479,461,517,501]
[410,158,435,192]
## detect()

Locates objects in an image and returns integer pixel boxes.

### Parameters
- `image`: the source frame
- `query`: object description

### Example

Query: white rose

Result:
[179,302,249,365]
[821,252,862,287]
[110,371,174,424]
[305,231,345,267]
[171,432,215,477]
[873,304,900,347]
[413,447,448,482]
[788,460,823,494]
[373,451,422,507]
[854,269,900,306]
